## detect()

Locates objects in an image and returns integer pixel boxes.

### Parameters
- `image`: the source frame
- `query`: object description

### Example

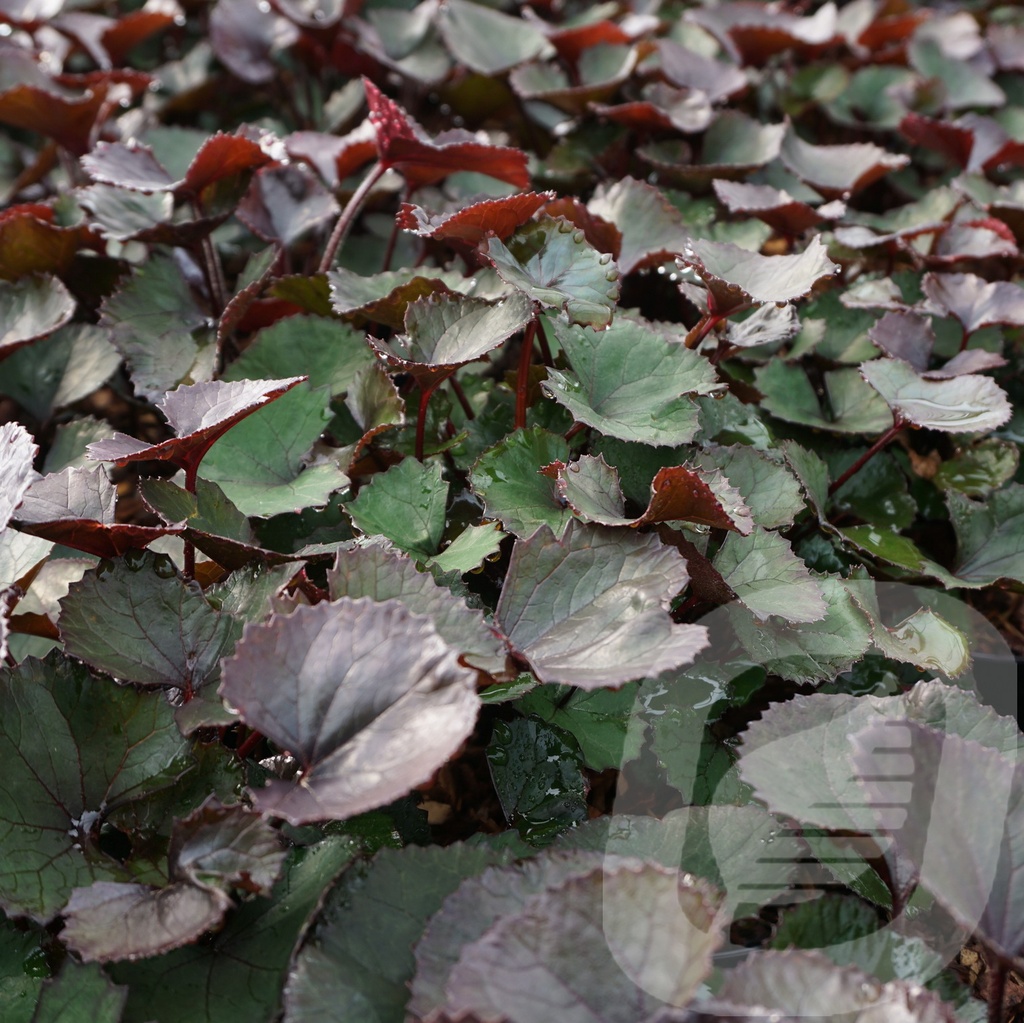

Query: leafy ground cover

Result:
[4,0,1024,1019]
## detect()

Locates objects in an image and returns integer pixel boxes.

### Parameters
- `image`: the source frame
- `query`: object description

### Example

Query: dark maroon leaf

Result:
[0,51,150,155]
[689,1,841,65]
[0,421,38,532]
[590,83,714,136]
[100,0,185,64]
[922,271,1024,334]
[285,123,377,190]
[658,39,748,102]
[219,597,480,824]
[526,10,633,63]
[14,466,185,559]
[396,191,554,245]
[364,77,529,190]
[0,203,100,280]
[867,310,935,371]
[713,179,840,237]
[87,376,305,477]
[209,0,299,84]
[780,128,909,200]
[900,112,1024,174]
[236,164,339,246]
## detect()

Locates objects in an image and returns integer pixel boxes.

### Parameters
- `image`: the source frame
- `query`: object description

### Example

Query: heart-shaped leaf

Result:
[59,550,236,694]
[87,377,305,478]
[542,317,722,445]
[495,521,708,687]
[485,217,620,328]
[14,466,185,558]
[586,177,692,275]
[364,78,529,190]
[0,274,76,356]
[440,862,722,1022]
[0,654,190,922]
[679,235,839,315]
[396,191,554,244]
[219,597,480,824]
[327,544,506,673]
[780,127,909,200]
[860,357,1012,433]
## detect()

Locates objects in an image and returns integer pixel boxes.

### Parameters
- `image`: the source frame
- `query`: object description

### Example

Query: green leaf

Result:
[99,253,215,402]
[518,683,641,771]
[438,0,553,76]
[470,428,572,538]
[0,275,75,356]
[200,383,349,517]
[693,444,807,529]
[755,361,893,434]
[282,840,518,1023]
[0,913,44,1023]
[223,315,375,396]
[932,439,1019,497]
[114,837,354,1023]
[0,325,119,422]
[496,521,708,687]
[31,961,127,1023]
[59,550,236,694]
[828,448,916,530]
[327,266,469,328]
[729,573,874,684]
[948,484,1024,586]
[327,545,507,674]
[43,418,116,474]
[347,458,447,561]
[429,522,505,574]
[838,525,960,587]
[487,717,589,845]
[485,216,620,328]
[0,654,190,922]
[542,317,722,445]
[861,357,1012,433]
[714,527,826,623]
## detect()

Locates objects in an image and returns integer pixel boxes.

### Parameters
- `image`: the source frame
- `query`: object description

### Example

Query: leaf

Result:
[780,127,909,200]
[0,654,190,922]
[755,361,894,434]
[59,550,236,693]
[98,253,214,402]
[689,2,840,63]
[327,544,507,674]
[0,324,120,422]
[397,191,554,244]
[327,265,468,329]
[219,597,479,824]
[867,310,934,370]
[199,382,349,516]
[282,839,520,1023]
[31,961,127,1023]
[728,572,873,684]
[438,0,553,75]
[430,522,505,574]
[470,428,573,538]
[518,683,641,771]
[541,317,722,445]
[0,275,75,356]
[509,45,639,115]
[922,271,1024,334]
[114,836,352,1023]
[587,177,692,275]
[693,445,807,529]
[679,235,839,315]
[441,862,722,1022]
[0,912,45,1023]
[715,950,956,1023]
[87,377,305,477]
[591,83,714,136]
[738,680,1020,846]
[14,466,184,559]
[714,526,826,623]
[712,179,832,237]
[235,164,338,246]
[658,39,748,102]
[933,440,1019,497]
[367,292,533,389]
[948,484,1024,586]
[363,77,529,190]
[554,455,754,534]
[0,422,38,532]
[485,217,620,328]
[346,457,447,560]
[860,357,1012,433]
[495,521,708,688]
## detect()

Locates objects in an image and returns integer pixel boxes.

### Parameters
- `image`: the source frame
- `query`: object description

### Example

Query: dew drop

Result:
[657,265,666,275]
[598,252,612,265]
[257,0,270,9]
[313,6,325,19]
[173,12,185,24]
[439,103,451,115]
[775,300,787,309]
[604,269,618,282]
[0,24,11,36]
[606,288,618,299]
[452,115,464,127]
[572,229,585,244]
[726,282,741,292]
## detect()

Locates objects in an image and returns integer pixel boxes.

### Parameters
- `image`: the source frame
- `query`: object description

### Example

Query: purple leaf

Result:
[208,0,299,84]
[235,164,339,247]
[922,271,1024,334]
[867,310,935,371]
[396,191,554,245]
[0,421,39,531]
[219,597,480,824]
